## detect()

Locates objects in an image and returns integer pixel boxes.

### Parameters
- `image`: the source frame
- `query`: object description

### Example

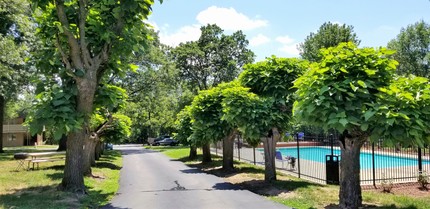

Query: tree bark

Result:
[338,133,366,209]
[202,143,212,163]
[222,129,236,171]
[189,145,197,160]
[83,137,97,176]
[61,69,97,192]
[57,135,67,151]
[0,95,4,153]
[95,140,102,161]
[263,127,280,182]
[61,131,85,193]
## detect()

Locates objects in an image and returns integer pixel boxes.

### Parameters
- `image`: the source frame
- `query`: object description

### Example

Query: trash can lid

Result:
[14,152,29,159]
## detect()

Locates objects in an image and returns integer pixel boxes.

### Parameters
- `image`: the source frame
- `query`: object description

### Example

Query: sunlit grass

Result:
[0,149,122,209]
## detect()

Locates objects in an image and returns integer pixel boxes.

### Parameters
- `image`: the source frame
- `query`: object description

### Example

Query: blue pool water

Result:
[277,147,430,169]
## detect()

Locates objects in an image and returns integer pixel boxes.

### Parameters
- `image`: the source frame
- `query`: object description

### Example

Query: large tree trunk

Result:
[189,145,197,160]
[263,127,280,182]
[57,135,67,151]
[61,131,85,193]
[0,95,4,153]
[222,129,236,171]
[61,70,97,192]
[83,137,97,176]
[95,140,102,161]
[202,143,212,163]
[338,133,366,209]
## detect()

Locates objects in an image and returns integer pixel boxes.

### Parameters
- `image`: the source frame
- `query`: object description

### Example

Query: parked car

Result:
[155,138,178,146]
[105,143,113,150]
[151,135,171,145]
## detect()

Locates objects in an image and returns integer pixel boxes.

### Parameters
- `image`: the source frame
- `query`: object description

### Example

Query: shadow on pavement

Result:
[118,148,156,156]
[100,203,129,209]
[212,182,241,191]
[180,168,205,174]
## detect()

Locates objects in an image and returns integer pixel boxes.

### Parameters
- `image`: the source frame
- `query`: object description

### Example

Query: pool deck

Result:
[211,145,430,186]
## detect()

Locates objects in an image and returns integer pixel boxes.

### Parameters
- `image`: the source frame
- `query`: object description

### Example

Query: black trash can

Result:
[326,155,339,185]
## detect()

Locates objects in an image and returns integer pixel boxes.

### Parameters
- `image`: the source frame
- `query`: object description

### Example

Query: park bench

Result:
[28,156,65,170]
[14,151,66,170]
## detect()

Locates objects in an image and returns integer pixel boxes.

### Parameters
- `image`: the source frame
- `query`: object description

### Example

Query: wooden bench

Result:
[29,157,65,170]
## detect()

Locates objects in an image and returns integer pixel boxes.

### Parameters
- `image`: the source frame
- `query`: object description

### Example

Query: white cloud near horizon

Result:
[158,25,201,47]
[249,34,270,47]
[276,35,300,57]
[153,6,268,47]
[196,6,268,31]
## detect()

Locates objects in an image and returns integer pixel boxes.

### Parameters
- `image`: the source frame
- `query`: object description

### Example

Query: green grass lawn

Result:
[148,146,430,209]
[0,146,121,209]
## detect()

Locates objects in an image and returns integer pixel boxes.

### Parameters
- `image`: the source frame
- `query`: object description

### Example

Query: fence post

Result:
[418,147,423,173]
[253,147,256,165]
[237,134,241,161]
[372,142,376,188]
[330,134,334,156]
[296,133,301,178]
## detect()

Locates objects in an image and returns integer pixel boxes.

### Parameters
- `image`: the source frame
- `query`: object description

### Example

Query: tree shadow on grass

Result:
[236,166,265,175]
[46,165,65,170]
[82,185,118,209]
[45,171,64,180]
[0,181,120,209]
[233,179,321,197]
[324,203,418,209]
[95,162,121,170]
[0,185,81,209]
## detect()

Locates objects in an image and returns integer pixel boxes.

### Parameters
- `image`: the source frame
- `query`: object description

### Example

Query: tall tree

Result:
[299,22,360,62]
[172,24,254,160]
[31,0,158,192]
[0,0,34,152]
[238,56,307,181]
[173,24,255,93]
[388,20,430,77]
[121,32,181,142]
[175,106,197,159]
[293,42,430,208]
[189,82,240,168]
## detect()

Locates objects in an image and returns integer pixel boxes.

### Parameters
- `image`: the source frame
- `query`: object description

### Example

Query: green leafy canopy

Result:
[294,42,430,146]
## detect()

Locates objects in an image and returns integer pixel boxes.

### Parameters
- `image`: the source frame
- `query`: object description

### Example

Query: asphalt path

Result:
[102,144,290,209]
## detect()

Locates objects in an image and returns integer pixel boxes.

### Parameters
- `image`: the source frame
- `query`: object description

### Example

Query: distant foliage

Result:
[172,24,255,92]
[299,22,360,62]
[388,21,430,77]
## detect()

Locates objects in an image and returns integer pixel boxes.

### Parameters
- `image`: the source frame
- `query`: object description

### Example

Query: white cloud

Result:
[331,21,343,26]
[249,34,270,47]
[276,35,300,57]
[196,6,268,31]
[159,25,201,47]
[276,36,295,45]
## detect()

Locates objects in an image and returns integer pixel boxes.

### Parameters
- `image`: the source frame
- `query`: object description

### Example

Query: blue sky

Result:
[148,0,430,61]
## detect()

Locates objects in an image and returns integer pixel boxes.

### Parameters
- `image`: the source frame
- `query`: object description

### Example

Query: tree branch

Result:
[96,114,114,135]
[55,0,83,70]
[78,0,93,69]
[55,34,75,79]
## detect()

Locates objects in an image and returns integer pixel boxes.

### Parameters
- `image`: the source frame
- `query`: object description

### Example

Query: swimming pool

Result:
[278,147,430,169]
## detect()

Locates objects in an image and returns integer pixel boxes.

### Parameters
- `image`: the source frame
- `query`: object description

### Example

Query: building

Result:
[2,118,41,147]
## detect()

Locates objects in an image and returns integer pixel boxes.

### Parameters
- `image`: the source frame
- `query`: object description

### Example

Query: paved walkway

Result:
[103,144,290,209]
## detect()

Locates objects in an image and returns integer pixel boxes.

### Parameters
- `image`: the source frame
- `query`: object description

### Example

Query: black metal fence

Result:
[211,134,430,186]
